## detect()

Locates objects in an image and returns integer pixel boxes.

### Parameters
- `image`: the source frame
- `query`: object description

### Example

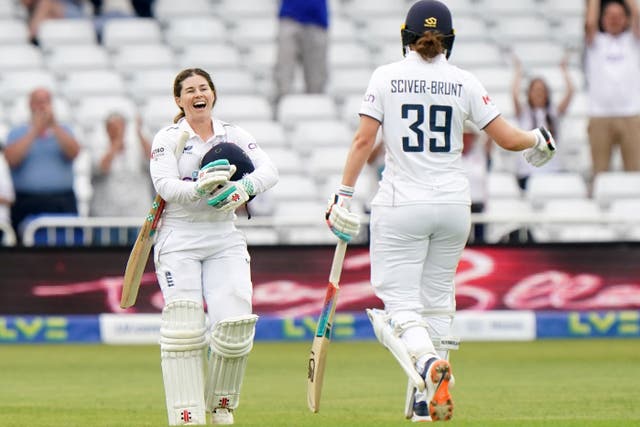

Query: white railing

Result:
[15,212,640,247]
[0,222,17,246]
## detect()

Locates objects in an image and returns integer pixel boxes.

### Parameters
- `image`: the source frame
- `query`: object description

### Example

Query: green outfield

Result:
[1,339,639,426]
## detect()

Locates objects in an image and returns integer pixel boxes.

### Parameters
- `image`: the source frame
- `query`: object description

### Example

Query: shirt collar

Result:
[177,117,227,141]
[405,50,446,63]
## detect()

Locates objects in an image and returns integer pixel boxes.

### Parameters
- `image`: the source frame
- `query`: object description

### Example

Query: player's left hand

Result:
[524,127,556,167]
[208,178,252,212]
[326,185,360,242]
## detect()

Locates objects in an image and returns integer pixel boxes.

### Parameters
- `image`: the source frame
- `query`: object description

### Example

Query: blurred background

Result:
[0,0,638,346]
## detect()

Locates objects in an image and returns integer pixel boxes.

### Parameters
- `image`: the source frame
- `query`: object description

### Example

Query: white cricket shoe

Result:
[411,401,432,422]
[210,408,234,425]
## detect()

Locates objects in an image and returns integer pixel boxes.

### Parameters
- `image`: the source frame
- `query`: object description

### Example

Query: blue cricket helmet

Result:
[201,142,255,202]
[200,142,255,181]
[401,0,456,59]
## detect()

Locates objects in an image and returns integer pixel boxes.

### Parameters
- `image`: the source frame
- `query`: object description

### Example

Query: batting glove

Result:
[208,178,253,212]
[524,127,556,167]
[326,185,361,242]
[195,160,236,197]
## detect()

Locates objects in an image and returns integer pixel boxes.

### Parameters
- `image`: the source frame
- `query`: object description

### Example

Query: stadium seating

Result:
[45,44,111,76]
[486,172,521,199]
[289,119,352,156]
[0,44,44,71]
[214,94,273,122]
[277,94,338,128]
[74,95,138,134]
[262,147,305,175]
[164,17,228,49]
[483,198,534,244]
[608,199,640,241]
[62,69,127,102]
[111,44,176,76]
[592,172,640,209]
[235,120,288,149]
[526,172,589,209]
[153,0,213,23]
[0,1,20,19]
[0,70,57,101]
[531,199,617,243]
[1,0,634,246]
[0,18,29,44]
[101,18,163,50]
[125,68,178,104]
[36,19,97,50]
[176,44,243,71]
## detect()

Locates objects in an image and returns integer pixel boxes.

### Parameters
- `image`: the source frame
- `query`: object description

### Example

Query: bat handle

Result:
[150,199,165,232]
[329,240,348,285]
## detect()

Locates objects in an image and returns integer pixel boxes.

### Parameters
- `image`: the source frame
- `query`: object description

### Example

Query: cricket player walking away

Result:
[150,68,278,425]
[325,0,557,421]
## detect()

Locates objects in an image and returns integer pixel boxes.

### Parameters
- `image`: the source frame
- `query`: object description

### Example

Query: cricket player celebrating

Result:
[325,0,556,421]
[150,68,278,425]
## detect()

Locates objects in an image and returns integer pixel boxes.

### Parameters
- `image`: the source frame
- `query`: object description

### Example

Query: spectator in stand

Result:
[21,0,87,45]
[4,87,80,236]
[274,0,328,103]
[89,112,153,217]
[585,0,640,177]
[92,0,136,41]
[0,145,15,242]
[512,55,574,189]
[90,0,154,18]
[129,0,154,17]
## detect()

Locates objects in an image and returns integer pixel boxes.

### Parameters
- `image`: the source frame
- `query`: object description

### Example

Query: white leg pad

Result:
[205,314,258,412]
[366,308,426,391]
[160,300,208,426]
[404,335,460,419]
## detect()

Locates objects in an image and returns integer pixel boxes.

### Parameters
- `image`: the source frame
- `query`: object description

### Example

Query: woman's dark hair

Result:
[413,31,445,60]
[172,68,216,123]
[527,77,556,136]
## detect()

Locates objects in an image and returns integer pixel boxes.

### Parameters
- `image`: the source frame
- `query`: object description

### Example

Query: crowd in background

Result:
[1,0,639,245]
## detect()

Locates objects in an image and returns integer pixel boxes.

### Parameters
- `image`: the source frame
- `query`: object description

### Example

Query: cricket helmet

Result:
[401,0,455,59]
[201,142,255,202]
[201,142,254,181]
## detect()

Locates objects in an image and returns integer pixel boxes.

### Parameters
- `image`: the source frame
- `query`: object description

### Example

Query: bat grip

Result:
[150,199,165,232]
[328,240,348,285]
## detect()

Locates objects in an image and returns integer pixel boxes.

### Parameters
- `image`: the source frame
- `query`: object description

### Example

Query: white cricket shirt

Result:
[360,51,499,206]
[150,117,278,225]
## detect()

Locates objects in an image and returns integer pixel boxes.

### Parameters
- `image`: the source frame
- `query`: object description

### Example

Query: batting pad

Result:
[366,308,427,391]
[160,300,208,425]
[205,314,258,412]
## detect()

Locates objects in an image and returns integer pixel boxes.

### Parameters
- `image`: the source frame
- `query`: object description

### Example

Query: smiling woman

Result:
[146,67,279,425]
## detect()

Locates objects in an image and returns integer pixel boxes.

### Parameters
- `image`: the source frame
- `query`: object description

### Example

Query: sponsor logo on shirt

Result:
[151,147,165,160]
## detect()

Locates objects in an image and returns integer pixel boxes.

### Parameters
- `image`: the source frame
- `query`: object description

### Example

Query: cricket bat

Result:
[307,239,348,413]
[120,131,189,309]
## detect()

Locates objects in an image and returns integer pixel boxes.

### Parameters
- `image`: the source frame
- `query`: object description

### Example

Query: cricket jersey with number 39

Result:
[360,51,499,207]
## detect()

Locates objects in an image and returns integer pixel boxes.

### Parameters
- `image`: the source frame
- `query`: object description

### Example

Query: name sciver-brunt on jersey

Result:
[389,79,463,96]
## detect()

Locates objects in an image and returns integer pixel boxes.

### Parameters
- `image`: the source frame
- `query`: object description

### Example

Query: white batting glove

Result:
[207,178,253,212]
[524,127,557,167]
[326,185,361,242]
[195,160,236,197]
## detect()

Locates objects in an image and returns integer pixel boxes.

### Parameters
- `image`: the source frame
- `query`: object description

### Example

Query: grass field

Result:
[1,340,639,426]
